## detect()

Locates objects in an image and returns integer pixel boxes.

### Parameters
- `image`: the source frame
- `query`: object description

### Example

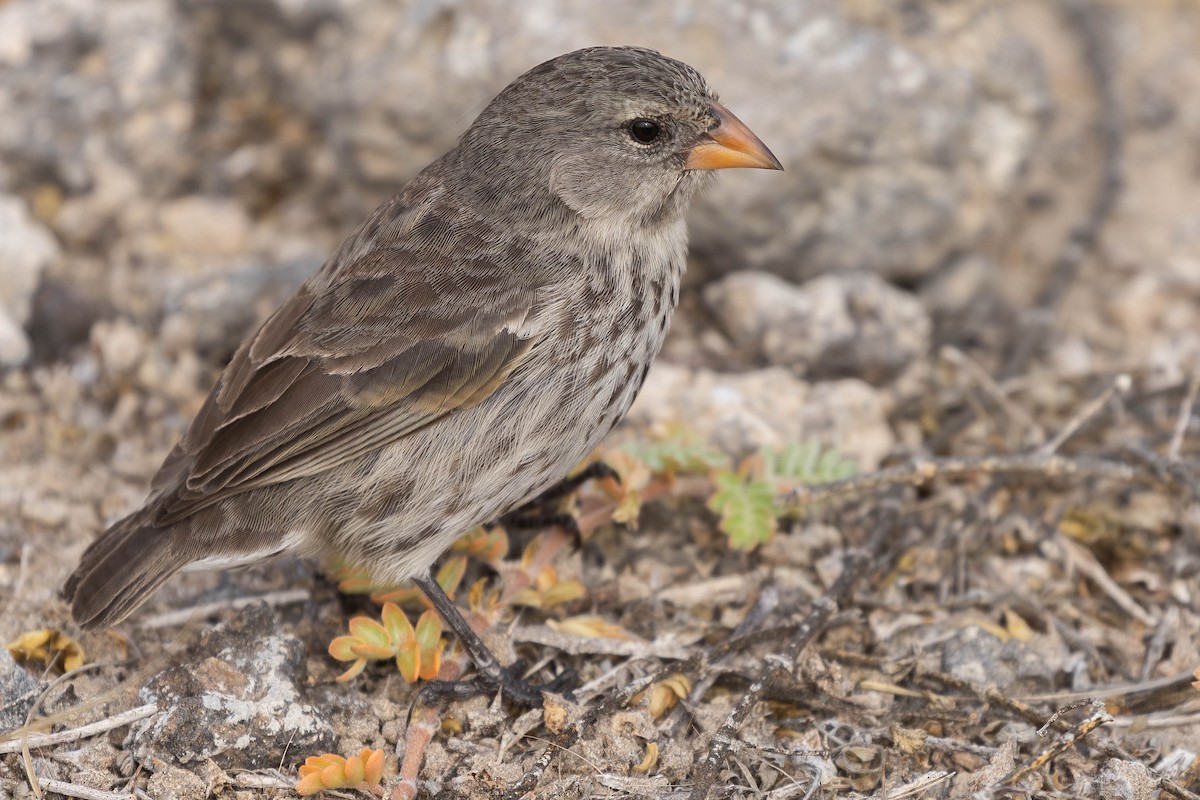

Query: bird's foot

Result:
[413,574,577,709]
[498,511,581,545]
[417,659,576,708]
[527,461,620,505]
[493,460,619,545]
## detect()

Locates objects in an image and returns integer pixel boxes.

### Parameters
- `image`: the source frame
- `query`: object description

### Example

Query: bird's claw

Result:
[415,661,576,709]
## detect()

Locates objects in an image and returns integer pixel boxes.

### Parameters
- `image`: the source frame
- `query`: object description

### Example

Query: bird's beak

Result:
[685,102,783,172]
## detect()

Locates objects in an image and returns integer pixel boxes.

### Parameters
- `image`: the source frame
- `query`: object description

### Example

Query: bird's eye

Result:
[628,119,662,144]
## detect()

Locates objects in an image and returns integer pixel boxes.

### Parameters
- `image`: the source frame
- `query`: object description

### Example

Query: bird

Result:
[63,45,781,701]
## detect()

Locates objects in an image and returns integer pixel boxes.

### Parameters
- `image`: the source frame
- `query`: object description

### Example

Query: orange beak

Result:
[685,102,783,172]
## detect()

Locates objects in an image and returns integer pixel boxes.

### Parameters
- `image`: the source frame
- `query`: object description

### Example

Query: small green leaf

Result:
[328,636,360,661]
[382,603,415,649]
[624,423,728,476]
[348,617,391,649]
[708,470,777,550]
[395,646,420,683]
[436,556,468,595]
[760,441,857,487]
[414,609,442,654]
[414,609,444,681]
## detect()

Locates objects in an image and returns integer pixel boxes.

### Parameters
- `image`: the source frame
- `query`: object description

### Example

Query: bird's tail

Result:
[62,512,189,630]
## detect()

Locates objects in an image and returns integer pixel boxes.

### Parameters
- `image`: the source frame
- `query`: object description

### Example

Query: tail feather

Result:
[63,514,189,630]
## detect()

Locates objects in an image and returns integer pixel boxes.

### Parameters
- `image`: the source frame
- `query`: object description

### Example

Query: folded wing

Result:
[149,248,543,526]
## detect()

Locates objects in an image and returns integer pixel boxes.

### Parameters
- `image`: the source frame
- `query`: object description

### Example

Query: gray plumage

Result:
[64,46,780,630]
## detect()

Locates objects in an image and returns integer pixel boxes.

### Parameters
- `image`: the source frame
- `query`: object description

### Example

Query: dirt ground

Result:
[2,1,1200,799]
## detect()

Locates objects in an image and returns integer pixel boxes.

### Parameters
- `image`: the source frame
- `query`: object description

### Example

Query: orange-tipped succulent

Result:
[510,564,586,610]
[328,603,445,683]
[296,748,386,796]
[370,556,468,607]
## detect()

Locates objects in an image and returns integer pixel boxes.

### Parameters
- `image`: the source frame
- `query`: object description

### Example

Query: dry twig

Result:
[940,345,1045,445]
[24,780,135,800]
[1051,535,1156,626]
[685,510,900,800]
[781,453,1137,513]
[499,654,704,800]
[1036,373,1130,456]
[997,700,1112,789]
[135,588,311,629]
[1168,371,1200,461]
[0,704,157,754]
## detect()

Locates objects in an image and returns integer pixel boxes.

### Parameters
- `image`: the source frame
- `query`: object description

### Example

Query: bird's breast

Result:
[544,234,684,433]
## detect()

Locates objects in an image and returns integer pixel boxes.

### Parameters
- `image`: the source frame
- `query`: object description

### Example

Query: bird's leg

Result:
[498,511,582,542]
[527,460,620,505]
[495,461,619,544]
[412,573,573,707]
[416,465,615,704]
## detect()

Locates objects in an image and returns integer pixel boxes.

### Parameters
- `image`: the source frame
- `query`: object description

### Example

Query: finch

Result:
[64,46,780,696]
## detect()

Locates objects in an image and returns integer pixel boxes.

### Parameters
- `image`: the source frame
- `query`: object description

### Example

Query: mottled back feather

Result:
[150,209,547,525]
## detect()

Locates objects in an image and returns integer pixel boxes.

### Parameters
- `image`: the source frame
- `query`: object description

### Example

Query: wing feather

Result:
[148,246,543,527]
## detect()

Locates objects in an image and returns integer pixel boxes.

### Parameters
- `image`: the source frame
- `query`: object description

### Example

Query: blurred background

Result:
[1,0,1197,388]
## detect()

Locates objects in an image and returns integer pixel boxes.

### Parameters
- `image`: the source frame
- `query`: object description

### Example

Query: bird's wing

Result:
[149,246,545,526]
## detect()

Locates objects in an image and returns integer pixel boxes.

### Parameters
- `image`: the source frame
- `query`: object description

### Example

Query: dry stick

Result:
[779,453,1137,513]
[1037,374,1130,456]
[917,669,1200,800]
[685,512,898,800]
[223,772,295,790]
[923,735,998,759]
[26,780,135,800]
[997,701,1113,789]
[662,585,788,742]
[1118,443,1200,504]
[1053,535,1156,626]
[17,656,147,800]
[663,612,866,740]
[868,770,955,799]
[135,588,311,629]
[940,345,1045,445]
[0,704,157,754]
[665,612,831,745]
[1016,669,1197,706]
[1161,778,1200,800]
[919,669,1059,730]
[1178,754,1200,796]
[1167,371,1200,461]
[514,624,691,660]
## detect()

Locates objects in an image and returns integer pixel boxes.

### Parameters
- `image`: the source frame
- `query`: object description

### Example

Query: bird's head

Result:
[448,46,781,233]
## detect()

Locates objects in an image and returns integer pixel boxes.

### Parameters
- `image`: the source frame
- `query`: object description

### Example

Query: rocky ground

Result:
[2,1,1200,798]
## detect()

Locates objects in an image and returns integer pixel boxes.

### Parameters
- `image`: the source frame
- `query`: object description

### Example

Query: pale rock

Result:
[0,648,41,730]
[144,764,207,800]
[705,270,930,383]
[0,311,30,366]
[20,493,69,527]
[157,197,252,261]
[129,604,335,770]
[0,194,59,365]
[1096,759,1157,800]
[91,318,146,379]
[629,363,894,469]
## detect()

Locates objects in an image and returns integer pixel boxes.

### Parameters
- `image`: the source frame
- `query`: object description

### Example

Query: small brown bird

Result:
[64,46,780,699]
